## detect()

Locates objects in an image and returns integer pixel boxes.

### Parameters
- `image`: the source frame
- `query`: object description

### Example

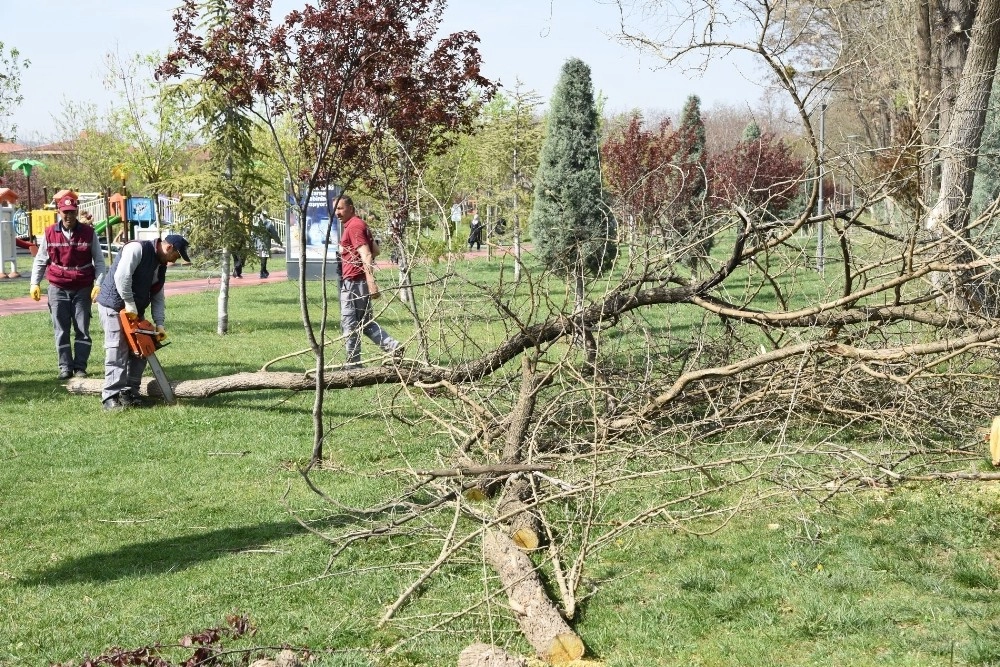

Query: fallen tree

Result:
[66,211,1000,659]
[130,0,1000,662]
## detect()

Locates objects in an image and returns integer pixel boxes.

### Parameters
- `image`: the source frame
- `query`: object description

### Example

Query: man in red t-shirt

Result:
[336,195,402,368]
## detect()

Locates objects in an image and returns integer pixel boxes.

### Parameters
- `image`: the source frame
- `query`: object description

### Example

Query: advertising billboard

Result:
[285,184,343,280]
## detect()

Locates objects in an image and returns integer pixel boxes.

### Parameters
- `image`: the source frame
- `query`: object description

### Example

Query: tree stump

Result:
[457,643,528,667]
[482,528,584,663]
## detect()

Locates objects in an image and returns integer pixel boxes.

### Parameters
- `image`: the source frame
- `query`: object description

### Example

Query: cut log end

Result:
[546,632,585,664]
[457,642,528,667]
[511,526,540,551]
[990,415,1000,466]
[464,487,488,502]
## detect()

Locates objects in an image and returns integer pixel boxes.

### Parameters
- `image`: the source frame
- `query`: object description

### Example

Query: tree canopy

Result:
[0,41,28,142]
[529,58,615,278]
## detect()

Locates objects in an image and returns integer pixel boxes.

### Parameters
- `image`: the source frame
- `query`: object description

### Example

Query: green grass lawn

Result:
[2,243,1000,666]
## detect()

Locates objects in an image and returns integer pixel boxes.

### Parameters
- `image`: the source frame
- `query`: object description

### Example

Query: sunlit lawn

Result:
[2,239,1000,666]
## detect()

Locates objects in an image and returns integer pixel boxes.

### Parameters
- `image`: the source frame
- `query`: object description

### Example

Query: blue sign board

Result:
[127,197,156,223]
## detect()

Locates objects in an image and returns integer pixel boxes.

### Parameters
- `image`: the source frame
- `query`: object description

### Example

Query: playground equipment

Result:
[108,193,162,243]
[0,188,21,278]
[93,214,122,236]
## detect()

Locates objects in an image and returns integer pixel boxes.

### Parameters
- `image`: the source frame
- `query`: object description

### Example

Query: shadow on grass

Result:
[19,520,306,586]
[19,505,387,586]
[0,373,84,403]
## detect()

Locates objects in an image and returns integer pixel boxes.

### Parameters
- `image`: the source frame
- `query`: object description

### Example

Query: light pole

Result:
[8,159,44,241]
[816,102,827,274]
[802,66,834,276]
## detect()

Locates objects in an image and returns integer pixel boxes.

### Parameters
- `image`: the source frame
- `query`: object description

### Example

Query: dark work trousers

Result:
[97,303,146,401]
[48,284,93,373]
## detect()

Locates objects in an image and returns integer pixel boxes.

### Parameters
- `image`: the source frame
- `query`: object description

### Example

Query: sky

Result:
[5,0,768,142]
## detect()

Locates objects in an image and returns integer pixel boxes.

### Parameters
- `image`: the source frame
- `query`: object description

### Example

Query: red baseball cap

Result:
[57,195,78,212]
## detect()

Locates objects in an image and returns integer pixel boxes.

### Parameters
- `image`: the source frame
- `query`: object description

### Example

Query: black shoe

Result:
[58,369,72,380]
[73,369,88,378]
[260,271,269,279]
[102,395,126,412]
[119,388,150,408]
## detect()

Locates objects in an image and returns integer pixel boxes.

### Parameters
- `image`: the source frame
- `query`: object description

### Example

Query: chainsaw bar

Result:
[146,354,176,404]
[118,311,177,404]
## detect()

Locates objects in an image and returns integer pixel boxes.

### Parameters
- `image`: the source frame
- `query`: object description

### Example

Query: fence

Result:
[77,193,107,224]
[160,195,286,238]
[13,195,286,242]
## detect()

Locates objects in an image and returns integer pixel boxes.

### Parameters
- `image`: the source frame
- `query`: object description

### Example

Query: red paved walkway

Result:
[0,270,289,317]
[0,243,521,317]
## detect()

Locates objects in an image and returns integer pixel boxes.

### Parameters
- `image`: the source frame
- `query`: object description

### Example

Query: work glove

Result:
[155,325,168,342]
[90,285,100,302]
[29,285,41,301]
[124,302,139,321]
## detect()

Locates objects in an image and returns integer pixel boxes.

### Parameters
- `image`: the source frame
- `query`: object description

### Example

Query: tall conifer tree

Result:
[672,94,710,269]
[529,58,616,281]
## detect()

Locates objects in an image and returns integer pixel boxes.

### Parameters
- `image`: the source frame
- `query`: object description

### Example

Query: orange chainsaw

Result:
[118,310,176,404]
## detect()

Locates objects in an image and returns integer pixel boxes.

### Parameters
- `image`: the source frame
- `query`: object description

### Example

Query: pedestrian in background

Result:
[29,193,106,380]
[232,251,245,278]
[336,195,402,369]
[468,212,483,251]
[256,216,283,279]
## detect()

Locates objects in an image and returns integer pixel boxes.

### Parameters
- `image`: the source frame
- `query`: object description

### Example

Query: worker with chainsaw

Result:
[95,233,191,411]
[29,192,107,380]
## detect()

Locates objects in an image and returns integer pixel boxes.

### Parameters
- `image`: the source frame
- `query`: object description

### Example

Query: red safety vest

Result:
[44,222,97,290]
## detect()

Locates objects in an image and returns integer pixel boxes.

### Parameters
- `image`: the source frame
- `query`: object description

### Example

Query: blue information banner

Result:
[127,197,156,223]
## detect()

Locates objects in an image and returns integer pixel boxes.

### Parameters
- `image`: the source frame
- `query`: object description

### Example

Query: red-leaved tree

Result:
[159,0,492,462]
[708,131,806,218]
[601,111,680,242]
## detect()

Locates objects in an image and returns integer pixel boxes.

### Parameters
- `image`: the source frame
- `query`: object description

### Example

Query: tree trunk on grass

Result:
[457,643,527,667]
[499,477,542,551]
[65,367,429,399]
[466,357,547,550]
[482,528,584,663]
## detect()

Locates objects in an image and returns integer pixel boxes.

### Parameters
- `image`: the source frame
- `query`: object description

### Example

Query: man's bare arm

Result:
[358,243,379,298]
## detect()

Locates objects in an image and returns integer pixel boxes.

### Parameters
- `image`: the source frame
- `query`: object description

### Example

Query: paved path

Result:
[0,244,531,317]
[0,243,521,317]
[0,270,289,317]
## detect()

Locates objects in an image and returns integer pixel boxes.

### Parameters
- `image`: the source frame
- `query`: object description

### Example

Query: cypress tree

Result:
[676,94,708,212]
[673,94,710,270]
[529,58,616,279]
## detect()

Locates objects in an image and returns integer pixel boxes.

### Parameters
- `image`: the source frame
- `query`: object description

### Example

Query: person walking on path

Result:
[256,216,283,279]
[95,234,191,411]
[232,251,245,278]
[468,212,483,251]
[336,195,401,369]
[29,193,107,380]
